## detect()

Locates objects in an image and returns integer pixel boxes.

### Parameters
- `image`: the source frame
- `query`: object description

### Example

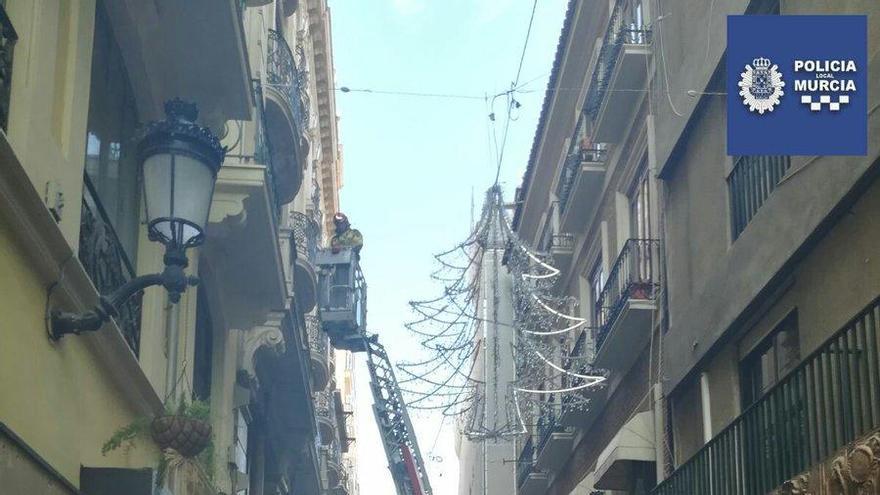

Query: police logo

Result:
[739,57,785,114]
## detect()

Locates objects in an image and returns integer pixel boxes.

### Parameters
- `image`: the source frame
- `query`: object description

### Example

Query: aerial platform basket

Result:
[316,248,368,352]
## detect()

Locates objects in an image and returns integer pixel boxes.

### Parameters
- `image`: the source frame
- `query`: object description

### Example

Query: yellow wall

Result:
[5,0,96,247]
[0,217,159,486]
[0,0,207,488]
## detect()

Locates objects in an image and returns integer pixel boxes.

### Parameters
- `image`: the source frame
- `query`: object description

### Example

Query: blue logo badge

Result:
[727,15,867,156]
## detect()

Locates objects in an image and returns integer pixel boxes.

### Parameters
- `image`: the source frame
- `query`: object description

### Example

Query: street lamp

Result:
[51,99,225,340]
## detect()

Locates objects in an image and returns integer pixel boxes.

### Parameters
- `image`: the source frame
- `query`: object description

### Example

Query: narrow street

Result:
[0,2,878,495]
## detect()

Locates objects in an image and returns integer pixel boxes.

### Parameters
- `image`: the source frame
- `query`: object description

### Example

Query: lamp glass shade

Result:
[143,150,216,247]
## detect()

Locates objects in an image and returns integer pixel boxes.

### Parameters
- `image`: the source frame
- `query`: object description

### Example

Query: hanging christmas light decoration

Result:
[398,186,607,441]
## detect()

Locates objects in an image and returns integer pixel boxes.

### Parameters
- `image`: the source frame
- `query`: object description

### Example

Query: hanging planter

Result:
[102,398,214,485]
[151,414,212,458]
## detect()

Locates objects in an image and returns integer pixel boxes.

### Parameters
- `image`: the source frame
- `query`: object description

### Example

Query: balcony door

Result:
[79,0,143,354]
[629,162,652,242]
[626,162,654,299]
[84,0,141,264]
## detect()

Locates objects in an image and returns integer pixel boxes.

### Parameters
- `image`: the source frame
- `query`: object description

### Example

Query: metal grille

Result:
[315,390,337,431]
[557,143,607,216]
[728,155,792,239]
[584,0,651,119]
[595,238,660,350]
[516,436,536,489]
[305,314,327,359]
[79,175,142,355]
[654,296,880,495]
[292,211,320,262]
[266,30,309,131]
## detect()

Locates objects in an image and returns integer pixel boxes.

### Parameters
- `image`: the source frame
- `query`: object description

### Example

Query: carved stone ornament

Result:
[774,432,880,495]
[241,311,287,385]
[778,473,812,494]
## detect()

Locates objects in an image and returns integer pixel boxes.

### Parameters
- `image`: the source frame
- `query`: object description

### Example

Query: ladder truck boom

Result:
[364,335,433,495]
[316,248,432,494]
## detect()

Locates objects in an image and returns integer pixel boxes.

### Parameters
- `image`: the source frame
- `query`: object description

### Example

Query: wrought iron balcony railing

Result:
[516,436,536,489]
[562,329,601,392]
[728,155,792,239]
[0,3,16,132]
[292,210,320,263]
[654,296,880,495]
[536,396,564,454]
[557,143,608,215]
[584,0,651,120]
[266,30,309,132]
[306,314,327,359]
[79,176,142,355]
[253,81,283,222]
[325,439,343,470]
[595,238,660,349]
[315,389,336,426]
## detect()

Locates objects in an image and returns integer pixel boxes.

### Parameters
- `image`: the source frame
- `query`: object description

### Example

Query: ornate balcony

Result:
[264,30,310,203]
[315,389,337,445]
[594,238,660,372]
[584,0,651,142]
[654,297,880,495]
[320,440,344,491]
[207,80,287,330]
[292,211,320,313]
[0,4,17,132]
[306,315,330,392]
[79,176,142,355]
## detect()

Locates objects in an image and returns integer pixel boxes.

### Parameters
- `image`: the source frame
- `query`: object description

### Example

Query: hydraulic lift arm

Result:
[364,335,433,495]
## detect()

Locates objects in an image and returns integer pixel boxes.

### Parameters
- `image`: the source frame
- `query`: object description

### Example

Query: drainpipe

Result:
[653,383,665,483]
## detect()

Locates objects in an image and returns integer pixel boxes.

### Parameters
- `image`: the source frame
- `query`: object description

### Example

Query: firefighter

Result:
[330,212,363,254]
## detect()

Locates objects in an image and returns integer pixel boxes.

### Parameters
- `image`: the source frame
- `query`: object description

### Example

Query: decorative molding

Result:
[773,433,880,495]
[241,311,287,384]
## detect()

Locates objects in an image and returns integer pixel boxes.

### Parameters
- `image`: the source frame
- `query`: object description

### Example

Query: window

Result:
[740,311,799,407]
[629,162,652,240]
[747,0,780,15]
[193,285,214,401]
[728,155,792,239]
[84,1,141,263]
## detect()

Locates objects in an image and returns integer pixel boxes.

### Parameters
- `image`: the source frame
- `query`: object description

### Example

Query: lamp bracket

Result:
[50,246,199,341]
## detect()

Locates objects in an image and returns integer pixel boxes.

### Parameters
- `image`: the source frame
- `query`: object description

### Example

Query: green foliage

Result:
[101,417,150,455]
[101,396,215,488]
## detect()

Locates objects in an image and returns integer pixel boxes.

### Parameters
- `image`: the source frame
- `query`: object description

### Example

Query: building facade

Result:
[0,0,354,494]
[512,0,880,494]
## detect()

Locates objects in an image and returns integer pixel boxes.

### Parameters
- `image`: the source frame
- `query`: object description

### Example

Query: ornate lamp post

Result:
[51,99,225,339]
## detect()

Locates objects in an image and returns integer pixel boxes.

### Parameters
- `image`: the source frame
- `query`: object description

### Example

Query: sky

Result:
[327,1,569,492]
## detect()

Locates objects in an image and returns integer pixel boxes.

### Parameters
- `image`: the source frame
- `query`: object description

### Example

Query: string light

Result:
[399,186,608,441]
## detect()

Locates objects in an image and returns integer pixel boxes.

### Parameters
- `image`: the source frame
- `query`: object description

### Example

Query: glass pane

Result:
[171,153,214,241]
[83,2,140,264]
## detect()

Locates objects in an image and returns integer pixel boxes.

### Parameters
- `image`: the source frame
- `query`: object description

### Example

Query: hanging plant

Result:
[101,398,214,487]
[151,400,212,457]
